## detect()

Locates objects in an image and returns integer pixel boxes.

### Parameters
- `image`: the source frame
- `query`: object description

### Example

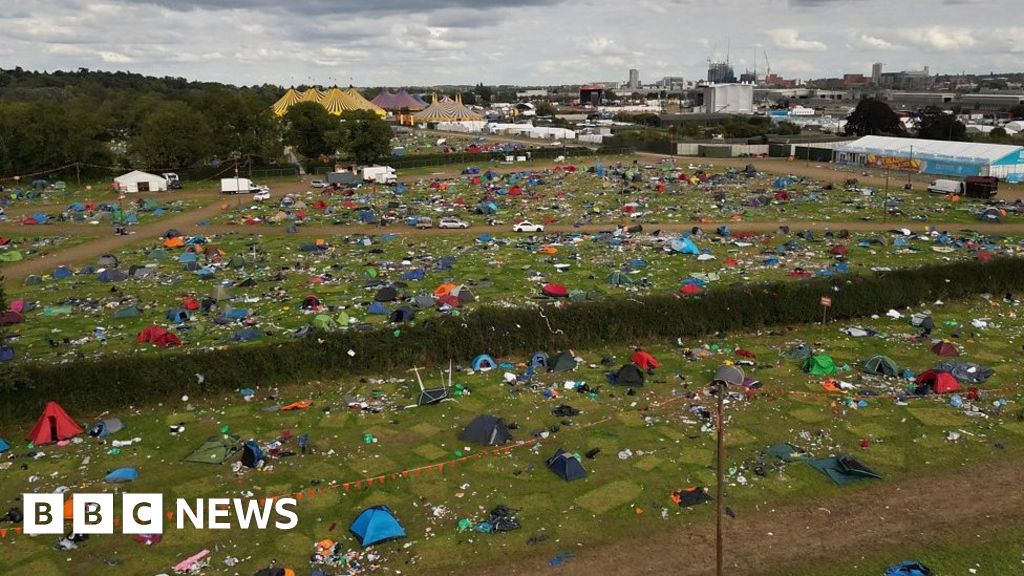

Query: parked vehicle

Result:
[220,178,261,194]
[414,217,433,229]
[512,220,544,233]
[310,179,327,188]
[162,173,182,190]
[928,177,998,199]
[362,166,397,184]
[438,217,470,229]
[253,190,271,202]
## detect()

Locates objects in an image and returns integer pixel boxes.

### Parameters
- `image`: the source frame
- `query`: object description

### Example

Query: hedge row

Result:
[4,258,1023,420]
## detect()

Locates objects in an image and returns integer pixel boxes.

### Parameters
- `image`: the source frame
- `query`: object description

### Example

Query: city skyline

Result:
[2,0,1023,87]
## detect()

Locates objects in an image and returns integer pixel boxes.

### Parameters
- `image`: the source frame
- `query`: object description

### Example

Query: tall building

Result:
[708,61,736,84]
[628,69,640,90]
[871,62,883,85]
[702,84,753,114]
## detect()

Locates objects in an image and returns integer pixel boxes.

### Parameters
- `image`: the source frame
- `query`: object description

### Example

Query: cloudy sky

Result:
[2,0,1022,87]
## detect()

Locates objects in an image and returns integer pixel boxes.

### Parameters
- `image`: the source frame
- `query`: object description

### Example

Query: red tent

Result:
[436,294,461,308]
[508,185,523,196]
[680,284,703,296]
[830,245,847,256]
[915,370,961,394]
[541,283,569,298]
[183,298,200,311]
[137,325,181,348]
[27,401,84,445]
[0,310,23,325]
[931,341,960,357]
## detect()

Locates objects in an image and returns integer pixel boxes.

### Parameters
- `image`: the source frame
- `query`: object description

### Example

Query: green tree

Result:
[535,101,557,116]
[774,121,801,135]
[989,126,1008,139]
[916,106,966,141]
[282,101,338,158]
[845,98,904,137]
[1009,103,1024,119]
[474,83,493,105]
[132,101,213,168]
[335,110,392,165]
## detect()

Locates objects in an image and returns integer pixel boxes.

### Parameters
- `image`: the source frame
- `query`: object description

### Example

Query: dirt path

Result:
[425,454,1024,576]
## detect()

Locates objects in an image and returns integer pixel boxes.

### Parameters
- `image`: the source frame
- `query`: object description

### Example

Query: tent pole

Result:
[715,381,725,576]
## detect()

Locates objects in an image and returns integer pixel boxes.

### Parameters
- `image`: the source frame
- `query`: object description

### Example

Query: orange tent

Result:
[434,283,456,297]
[163,237,185,249]
[538,246,557,255]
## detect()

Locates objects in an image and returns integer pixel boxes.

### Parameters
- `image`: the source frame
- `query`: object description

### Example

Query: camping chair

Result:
[405,363,454,408]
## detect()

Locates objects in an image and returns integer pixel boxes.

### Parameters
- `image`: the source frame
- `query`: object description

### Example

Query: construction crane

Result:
[763,49,771,83]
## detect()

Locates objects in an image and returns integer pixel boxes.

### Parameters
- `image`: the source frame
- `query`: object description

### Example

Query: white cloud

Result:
[855,33,897,50]
[768,29,827,51]
[99,50,133,63]
[896,27,976,51]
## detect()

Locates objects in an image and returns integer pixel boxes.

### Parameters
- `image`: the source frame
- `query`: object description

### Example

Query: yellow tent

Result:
[342,88,386,118]
[271,88,303,117]
[414,93,481,122]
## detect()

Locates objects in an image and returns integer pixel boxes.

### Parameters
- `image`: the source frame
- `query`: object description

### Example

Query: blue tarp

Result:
[350,505,406,547]
[670,237,700,255]
[367,302,389,315]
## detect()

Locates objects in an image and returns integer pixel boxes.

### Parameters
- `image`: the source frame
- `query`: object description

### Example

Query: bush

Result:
[4,258,1022,420]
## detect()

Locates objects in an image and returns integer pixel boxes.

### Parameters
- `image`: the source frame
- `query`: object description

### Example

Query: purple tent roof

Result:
[371,89,426,111]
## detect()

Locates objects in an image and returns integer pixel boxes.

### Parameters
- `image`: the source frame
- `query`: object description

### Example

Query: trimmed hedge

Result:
[4,258,1023,420]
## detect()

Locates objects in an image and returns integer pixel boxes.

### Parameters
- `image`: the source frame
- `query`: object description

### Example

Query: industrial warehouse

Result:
[835,135,1024,183]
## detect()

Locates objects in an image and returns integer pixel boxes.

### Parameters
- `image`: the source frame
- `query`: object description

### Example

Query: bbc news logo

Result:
[23,493,298,534]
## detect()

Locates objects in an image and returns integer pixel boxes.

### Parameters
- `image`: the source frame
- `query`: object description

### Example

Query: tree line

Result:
[0,68,393,178]
[846,97,1024,142]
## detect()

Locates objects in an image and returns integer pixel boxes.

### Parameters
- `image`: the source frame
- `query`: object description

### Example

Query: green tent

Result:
[785,344,812,360]
[184,435,240,464]
[113,305,142,318]
[801,354,836,376]
[141,198,159,211]
[43,305,73,316]
[0,251,23,263]
[313,314,337,331]
[148,249,168,260]
[607,271,633,286]
[24,275,42,286]
[862,355,899,377]
[228,255,246,269]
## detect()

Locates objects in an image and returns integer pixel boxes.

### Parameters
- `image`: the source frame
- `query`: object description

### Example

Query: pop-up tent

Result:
[613,364,645,386]
[27,401,84,445]
[801,354,836,376]
[862,355,899,377]
[931,341,960,357]
[547,351,577,373]
[350,506,406,547]
[105,467,139,483]
[241,441,264,468]
[471,354,496,371]
[914,370,961,394]
[546,448,587,481]
[459,415,512,446]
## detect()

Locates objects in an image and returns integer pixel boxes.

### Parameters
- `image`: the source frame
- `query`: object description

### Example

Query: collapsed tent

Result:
[105,467,138,483]
[27,401,84,445]
[458,415,512,446]
[89,418,125,438]
[241,440,264,468]
[184,435,241,464]
[546,448,587,481]
[807,455,881,486]
[350,506,406,547]
[137,326,181,348]
[612,364,645,386]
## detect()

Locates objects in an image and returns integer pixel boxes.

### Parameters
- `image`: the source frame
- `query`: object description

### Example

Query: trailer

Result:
[327,171,361,186]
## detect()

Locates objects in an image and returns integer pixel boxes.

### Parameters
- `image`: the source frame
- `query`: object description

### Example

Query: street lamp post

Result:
[712,364,745,576]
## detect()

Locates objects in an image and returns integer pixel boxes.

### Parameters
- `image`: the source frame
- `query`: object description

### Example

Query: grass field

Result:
[1,295,1020,574]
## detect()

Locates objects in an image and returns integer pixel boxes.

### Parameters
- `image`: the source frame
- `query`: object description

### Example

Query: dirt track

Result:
[424,454,1024,576]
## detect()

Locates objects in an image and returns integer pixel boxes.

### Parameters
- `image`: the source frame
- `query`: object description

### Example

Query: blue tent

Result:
[773,177,793,188]
[472,354,497,371]
[165,309,189,324]
[350,506,406,547]
[401,269,425,281]
[0,346,14,362]
[233,329,261,342]
[219,308,248,320]
[394,184,408,194]
[53,266,73,280]
[97,269,128,283]
[179,252,198,263]
[670,237,700,255]
[885,562,933,576]
[105,467,138,483]
[69,203,85,212]
[475,201,498,215]
[32,212,48,223]
[0,438,9,453]
[476,234,492,244]
[357,210,377,224]
[367,302,389,315]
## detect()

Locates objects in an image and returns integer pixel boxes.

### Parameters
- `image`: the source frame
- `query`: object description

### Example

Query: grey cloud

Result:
[120,0,566,15]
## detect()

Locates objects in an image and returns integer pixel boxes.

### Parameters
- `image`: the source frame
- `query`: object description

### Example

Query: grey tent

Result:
[97,269,128,283]
[614,364,645,386]
[458,415,512,446]
[390,306,416,323]
[784,343,812,360]
[24,275,42,286]
[413,294,435,308]
[211,285,231,301]
[546,448,587,481]
[862,355,899,377]
[607,271,634,286]
[89,418,124,438]
[934,361,994,384]
[184,435,241,464]
[97,254,119,268]
[375,286,399,302]
[548,351,577,373]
